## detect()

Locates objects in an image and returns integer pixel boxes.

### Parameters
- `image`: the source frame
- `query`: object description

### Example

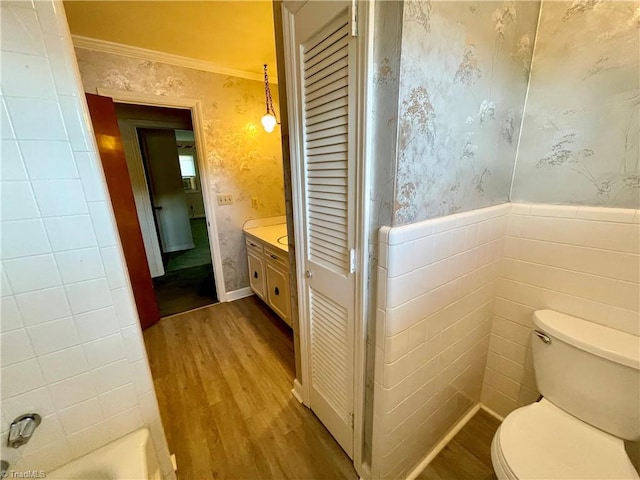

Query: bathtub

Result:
[48,429,161,480]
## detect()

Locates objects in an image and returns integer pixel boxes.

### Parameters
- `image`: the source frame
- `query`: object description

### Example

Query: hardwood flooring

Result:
[143,296,357,480]
[417,409,500,480]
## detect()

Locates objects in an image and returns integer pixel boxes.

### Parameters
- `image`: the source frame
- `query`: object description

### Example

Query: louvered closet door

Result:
[293,1,356,458]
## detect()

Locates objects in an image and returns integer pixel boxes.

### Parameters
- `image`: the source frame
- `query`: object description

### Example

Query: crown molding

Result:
[72,35,276,84]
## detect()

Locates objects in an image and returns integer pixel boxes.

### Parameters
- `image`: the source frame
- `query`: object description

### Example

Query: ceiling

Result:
[63,1,278,79]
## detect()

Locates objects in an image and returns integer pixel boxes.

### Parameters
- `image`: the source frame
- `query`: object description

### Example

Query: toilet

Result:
[491,310,640,480]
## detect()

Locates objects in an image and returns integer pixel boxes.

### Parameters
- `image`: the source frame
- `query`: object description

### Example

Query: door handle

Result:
[153,205,163,211]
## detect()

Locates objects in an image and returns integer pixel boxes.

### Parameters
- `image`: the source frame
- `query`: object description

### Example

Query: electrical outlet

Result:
[217,193,233,206]
[251,197,258,209]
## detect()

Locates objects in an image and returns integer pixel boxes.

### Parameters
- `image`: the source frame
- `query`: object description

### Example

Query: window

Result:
[179,154,196,177]
[178,153,198,192]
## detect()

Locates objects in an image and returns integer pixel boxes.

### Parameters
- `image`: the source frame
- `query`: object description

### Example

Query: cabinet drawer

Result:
[264,245,287,269]
[247,252,265,299]
[245,237,263,255]
[266,264,290,326]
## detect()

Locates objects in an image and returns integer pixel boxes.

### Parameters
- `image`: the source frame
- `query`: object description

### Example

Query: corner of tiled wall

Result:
[0,1,174,477]
[372,201,639,478]
[372,204,509,479]
[481,203,640,418]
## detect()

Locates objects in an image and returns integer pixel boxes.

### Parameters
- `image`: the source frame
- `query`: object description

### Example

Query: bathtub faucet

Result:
[7,414,41,448]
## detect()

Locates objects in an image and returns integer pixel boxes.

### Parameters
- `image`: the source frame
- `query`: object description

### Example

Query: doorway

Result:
[115,103,218,317]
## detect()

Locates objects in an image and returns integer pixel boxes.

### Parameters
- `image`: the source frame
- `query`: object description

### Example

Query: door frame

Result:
[281,1,374,476]
[97,88,225,303]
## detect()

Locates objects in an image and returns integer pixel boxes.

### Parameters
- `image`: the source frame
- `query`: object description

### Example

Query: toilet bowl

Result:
[491,399,638,479]
[491,310,640,480]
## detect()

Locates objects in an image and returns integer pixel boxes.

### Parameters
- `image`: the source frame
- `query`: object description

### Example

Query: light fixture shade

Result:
[261,113,277,133]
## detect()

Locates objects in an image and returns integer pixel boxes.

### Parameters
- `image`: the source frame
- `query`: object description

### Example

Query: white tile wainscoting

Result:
[482,203,640,418]
[0,1,175,477]
[371,203,639,479]
[372,204,509,479]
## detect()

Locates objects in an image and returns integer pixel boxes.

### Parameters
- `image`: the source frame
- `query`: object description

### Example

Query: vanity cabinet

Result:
[264,245,290,323]
[244,236,291,327]
[246,239,266,300]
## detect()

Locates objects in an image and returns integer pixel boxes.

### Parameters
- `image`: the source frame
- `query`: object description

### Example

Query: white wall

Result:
[185,192,206,218]
[372,204,509,479]
[0,2,174,477]
[481,204,640,417]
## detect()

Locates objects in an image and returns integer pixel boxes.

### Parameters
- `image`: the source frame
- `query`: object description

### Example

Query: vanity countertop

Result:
[243,223,288,253]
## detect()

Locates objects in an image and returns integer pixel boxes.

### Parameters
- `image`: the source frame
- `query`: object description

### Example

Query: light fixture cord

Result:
[263,64,276,118]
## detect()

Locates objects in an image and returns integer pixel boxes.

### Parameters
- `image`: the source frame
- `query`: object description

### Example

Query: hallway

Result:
[143,297,357,479]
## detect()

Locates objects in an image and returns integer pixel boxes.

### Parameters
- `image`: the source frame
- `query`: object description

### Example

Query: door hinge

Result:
[349,248,356,273]
[350,0,358,37]
[349,412,354,429]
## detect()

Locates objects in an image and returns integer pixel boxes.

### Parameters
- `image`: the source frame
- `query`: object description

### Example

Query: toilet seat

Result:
[492,399,639,480]
[492,431,518,480]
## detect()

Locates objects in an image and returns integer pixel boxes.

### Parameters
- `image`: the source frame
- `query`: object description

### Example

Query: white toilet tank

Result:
[532,310,640,441]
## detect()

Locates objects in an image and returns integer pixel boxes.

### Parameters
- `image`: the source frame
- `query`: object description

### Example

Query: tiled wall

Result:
[372,204,509,479]
[0,2,174,477]
[372,202,639,478]
[481,204,640,418]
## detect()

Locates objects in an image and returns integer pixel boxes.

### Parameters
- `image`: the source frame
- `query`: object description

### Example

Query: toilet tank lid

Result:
[533,310,640,370]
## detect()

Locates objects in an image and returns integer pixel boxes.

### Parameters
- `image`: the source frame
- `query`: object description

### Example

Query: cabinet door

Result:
[266,264,290,326]
[248,252,266,300]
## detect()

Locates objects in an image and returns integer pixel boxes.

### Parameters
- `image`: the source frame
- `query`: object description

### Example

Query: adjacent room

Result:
[114,102,218,317]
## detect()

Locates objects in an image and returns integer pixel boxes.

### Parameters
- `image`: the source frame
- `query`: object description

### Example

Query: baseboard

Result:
[406,404,481,480]
[225,287,253,302]
[358,462,371,480]
[291,379,304,404]
[480,404,505,422]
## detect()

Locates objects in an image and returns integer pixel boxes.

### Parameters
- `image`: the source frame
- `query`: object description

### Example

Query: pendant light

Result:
[261,64,278,133]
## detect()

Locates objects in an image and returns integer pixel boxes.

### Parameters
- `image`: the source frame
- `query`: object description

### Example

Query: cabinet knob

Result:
[305,270,313,279]
[274,287,280,296]
[253,271,258,279]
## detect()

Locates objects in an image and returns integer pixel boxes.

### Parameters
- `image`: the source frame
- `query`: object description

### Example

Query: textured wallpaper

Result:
[512,0,640,208]
[394,1,541,225]
[75,49,285,292]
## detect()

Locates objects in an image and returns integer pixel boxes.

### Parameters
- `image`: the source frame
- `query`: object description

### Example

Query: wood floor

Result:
[417,409,500,480]
[143,296,357,480]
